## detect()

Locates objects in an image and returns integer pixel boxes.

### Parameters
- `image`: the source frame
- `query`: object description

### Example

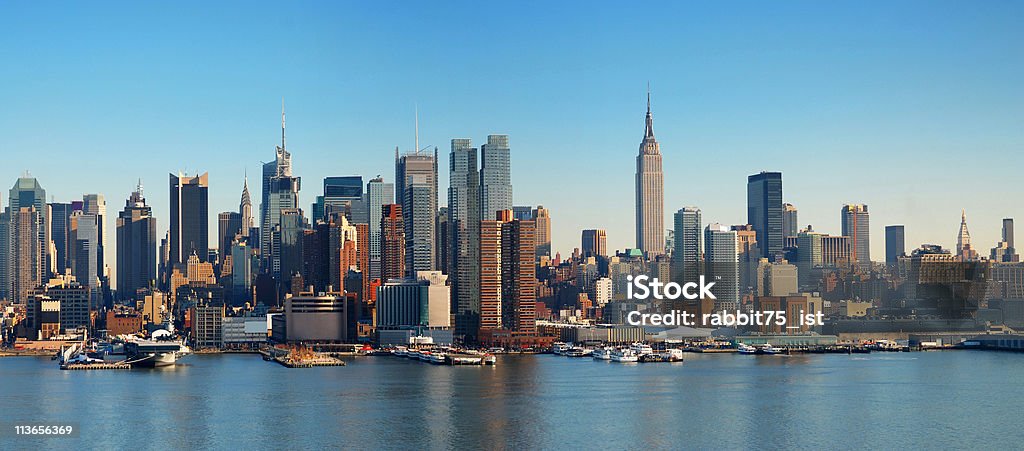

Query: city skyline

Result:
[2,2,1023,265]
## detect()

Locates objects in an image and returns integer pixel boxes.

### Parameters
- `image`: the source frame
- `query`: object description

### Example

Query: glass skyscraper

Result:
[747,171,783,260]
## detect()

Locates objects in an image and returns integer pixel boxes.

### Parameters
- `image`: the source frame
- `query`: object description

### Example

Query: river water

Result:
[2,351,1021,449]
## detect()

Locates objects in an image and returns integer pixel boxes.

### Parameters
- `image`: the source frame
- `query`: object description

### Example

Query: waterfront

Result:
[2,352,1023,449]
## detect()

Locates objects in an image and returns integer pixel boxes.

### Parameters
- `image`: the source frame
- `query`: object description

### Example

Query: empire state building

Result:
[635,91,664,257]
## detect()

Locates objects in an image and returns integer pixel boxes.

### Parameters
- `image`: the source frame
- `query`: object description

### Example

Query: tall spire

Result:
[136,178,144,197]
[281,97,286,151]
[644,84,655,139]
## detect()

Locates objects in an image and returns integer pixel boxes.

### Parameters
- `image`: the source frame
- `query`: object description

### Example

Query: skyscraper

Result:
[581,229,607,258]
[478,210,537,346]
[704,223,739,311]
[261,105,300,271]
[169,172,209,265]
[747,171,783,260]
[69,211,100,300]
[321,176,364,222]
[239,176,253,235]
[448,138,481,338]
[396,147,438,275]
[841,204,870,266]
[380,204,405,282]
[885,225,905,265]
[672,207,701,285]
[82,193,107,278]
[7,177,49,301]
[732,224,760,295]
[217,211,242,262]
[10,207,44,302]
[1003,218,1015,250]
[480,135,513,221]
[49,202,73,275]
[365,177,395,280]
[532,205,551,259]
[782,203,798,238]
[956,210,978,261]
[635,91,664,258]
[992,218,1019,262]
[116,182,157,301]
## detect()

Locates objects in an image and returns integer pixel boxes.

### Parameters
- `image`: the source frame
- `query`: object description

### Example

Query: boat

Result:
[483,354,497,365]
[630,342,654,356]
[124,336,191,367]
[737,343,758,354]
[610,348,639,363]
[418,350,433,362]
[393,346,408,357]
[565,347,592,357]
[429,352,447,364]
[660,349,684,362]
[592,348,612,360]
[757,345,783,355]
[551,342,571,355]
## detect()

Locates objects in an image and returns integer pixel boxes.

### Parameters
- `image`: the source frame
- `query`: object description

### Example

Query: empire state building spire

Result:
[635,87,664,257]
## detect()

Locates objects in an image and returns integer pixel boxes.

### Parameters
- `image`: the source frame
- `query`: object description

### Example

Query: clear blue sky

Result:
[2,1,1023,267]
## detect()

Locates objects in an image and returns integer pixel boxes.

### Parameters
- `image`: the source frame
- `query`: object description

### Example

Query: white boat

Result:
[758,345,783,355]
[610,348,639,363]
[737,343,758,354]
[660,349,684,362]
[393,346,408,357]
[429,352,446,364]
[483,354,497,365]
[418,351,433,362]
[592,348,612,360]
[565,347,592,357]
[551,342,571,355]
[630,342,654,356]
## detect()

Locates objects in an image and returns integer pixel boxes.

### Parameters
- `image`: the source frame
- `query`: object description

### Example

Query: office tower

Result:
[8,177,50,295]
[380,204,405,281]
[116,183,157,301]
[635,91,664,258]
[480,135,513,221]
[69,211,100,307]
[0,208,6,301]
[756,259,798,297]
[261,106,300,269]
[239,177,253,235]
[479,210,537,345]
[821,235,852,268]
[992,218,1019,262]
[533,206,551,259]
[704,223,739,311]
[11,207,44,302]
[321,176,364,222]
[841,204,870,266]
[1004,218,1015,250]
[782,203,798,238]
[277,208,306,287]
[732,224,760,294]
[395,146,438,274]
[512,206,533,221]
[376,271,451,329]
[365,177,394,280]
[435,208,449,275]
[230,238,255,304]
[956,210,978,261]
[581,229,607,258]
[169,172,209,266]
[747,171,783,260]
[49,202,73,274]
[448,138,481,338]
[81,194,106,275]
[672,207,702,285]
[885,225,905,265]
[217,212,242,263]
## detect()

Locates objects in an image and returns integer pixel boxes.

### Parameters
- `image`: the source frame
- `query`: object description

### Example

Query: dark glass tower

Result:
[747,171,783,260]
[169,172,209,265]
